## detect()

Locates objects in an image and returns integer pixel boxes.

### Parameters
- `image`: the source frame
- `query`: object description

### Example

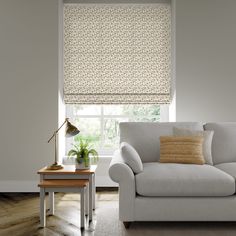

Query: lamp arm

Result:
[47,118,69,143]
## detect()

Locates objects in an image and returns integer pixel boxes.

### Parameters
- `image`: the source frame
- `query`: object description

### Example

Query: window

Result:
[66,105,168,155]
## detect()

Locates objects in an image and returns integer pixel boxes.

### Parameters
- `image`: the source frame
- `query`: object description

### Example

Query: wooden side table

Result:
[38,165,97,227]
[38,179,89,228]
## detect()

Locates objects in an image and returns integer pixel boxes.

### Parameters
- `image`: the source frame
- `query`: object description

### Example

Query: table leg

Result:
[80,188,85,229]
[49,192,54,215]
[85,185,89,216]
[40,188,46,227]
[92,173,96,210]
[89,175,93,221]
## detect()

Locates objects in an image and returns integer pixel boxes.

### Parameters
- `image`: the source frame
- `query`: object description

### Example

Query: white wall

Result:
[175,0,236,122]
[0,0,59,191]
[1,0,236,191]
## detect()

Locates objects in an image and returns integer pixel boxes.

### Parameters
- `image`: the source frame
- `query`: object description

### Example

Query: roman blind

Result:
[64,4,171,104]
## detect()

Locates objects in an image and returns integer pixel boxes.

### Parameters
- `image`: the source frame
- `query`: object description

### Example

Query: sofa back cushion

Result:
[173,127,214,165]
[204,123,236,165]
[119,122,203,162]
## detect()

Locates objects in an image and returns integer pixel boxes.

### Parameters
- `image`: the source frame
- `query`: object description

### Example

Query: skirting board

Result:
[0,181,39,192]
[95,176,118,187]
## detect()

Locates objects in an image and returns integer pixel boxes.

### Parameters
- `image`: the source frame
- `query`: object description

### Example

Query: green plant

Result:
[68,139,98,167]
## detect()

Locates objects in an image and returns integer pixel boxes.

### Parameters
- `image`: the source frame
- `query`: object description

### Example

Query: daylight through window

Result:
[66,105,165,155]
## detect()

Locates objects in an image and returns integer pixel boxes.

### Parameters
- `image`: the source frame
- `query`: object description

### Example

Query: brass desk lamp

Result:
[47,118,80,170]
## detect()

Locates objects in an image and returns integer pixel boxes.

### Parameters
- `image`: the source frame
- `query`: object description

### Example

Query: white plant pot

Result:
[75,161,90,170]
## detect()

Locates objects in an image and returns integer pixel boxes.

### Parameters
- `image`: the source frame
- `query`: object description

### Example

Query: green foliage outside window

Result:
[67,105,160,153]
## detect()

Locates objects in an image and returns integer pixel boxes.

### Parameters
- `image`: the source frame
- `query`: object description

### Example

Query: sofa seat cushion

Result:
[215,162,236,179]
[135,163,235,197]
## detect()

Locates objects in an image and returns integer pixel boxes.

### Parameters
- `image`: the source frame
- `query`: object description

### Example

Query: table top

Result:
[38,165,97,175]
[38,179,89,188]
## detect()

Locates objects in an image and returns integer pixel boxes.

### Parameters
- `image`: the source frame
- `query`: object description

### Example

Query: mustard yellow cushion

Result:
[159,136,205,165]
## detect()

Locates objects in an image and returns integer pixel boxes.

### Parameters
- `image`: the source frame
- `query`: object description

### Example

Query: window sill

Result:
[63,155,112,165]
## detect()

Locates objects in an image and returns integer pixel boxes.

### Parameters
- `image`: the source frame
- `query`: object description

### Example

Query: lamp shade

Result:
[65,120,80,137]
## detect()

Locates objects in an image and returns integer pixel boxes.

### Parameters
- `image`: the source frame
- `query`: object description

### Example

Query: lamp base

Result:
[46,162,64,170]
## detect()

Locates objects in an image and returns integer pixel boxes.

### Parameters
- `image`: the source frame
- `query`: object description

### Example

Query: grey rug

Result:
[94,204,236,236]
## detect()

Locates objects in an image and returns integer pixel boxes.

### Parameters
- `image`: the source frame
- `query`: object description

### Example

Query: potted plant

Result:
[68,139,98,170]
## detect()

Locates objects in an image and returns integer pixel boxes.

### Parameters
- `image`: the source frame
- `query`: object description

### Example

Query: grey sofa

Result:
[109,122,236,228]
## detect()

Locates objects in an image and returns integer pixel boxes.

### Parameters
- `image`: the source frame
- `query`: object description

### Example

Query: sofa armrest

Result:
[109,149,135,183]
[109,149,135,221]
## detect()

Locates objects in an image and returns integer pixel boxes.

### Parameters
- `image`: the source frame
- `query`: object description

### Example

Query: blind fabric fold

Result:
[64,4,171,104]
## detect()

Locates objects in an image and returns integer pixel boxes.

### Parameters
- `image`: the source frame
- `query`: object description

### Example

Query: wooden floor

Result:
[1,191,236,236]
[0,190,118,236]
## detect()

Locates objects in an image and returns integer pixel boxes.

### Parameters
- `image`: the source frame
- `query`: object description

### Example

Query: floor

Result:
[1,191,236,236]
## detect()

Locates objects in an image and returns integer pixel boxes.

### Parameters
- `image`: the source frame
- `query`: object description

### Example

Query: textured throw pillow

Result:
[159,136,205,165]
[120,142,143,174]
[173,127,214,165]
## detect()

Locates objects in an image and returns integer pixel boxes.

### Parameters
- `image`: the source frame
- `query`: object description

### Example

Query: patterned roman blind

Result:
[64,4,171,104]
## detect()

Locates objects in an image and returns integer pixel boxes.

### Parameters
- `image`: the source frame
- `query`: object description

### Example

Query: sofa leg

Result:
[123,221,131,229]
